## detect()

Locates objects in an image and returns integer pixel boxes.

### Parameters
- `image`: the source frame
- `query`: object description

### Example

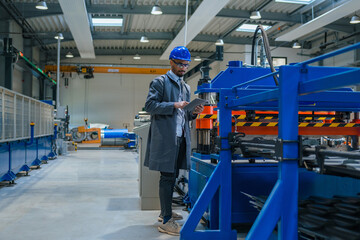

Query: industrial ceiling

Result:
[1,0,360,64]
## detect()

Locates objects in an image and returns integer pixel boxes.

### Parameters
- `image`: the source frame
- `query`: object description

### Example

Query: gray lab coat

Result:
[144,71,196,173]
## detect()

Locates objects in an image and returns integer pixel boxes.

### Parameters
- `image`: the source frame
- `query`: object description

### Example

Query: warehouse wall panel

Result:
[12,66,23,94]
[60,73,154,131]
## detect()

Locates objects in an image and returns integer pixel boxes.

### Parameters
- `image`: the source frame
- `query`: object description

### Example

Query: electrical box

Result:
[56,106,67,119]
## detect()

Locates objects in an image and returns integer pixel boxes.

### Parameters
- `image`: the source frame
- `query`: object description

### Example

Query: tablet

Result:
[183,98,209,111]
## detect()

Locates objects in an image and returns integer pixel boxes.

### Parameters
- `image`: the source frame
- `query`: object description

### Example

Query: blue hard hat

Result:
[169,46,191,61]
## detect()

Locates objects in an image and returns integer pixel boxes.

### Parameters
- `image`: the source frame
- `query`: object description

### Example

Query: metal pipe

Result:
[231,71,279,90]
[26,123,35,146]
[296,42,360,66]
[53,124,58,140]
[240,142,275,150]
[56,36,60,112]
[304,147,360,159]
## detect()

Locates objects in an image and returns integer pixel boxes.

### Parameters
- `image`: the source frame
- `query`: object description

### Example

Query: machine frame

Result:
[181,43,360,240]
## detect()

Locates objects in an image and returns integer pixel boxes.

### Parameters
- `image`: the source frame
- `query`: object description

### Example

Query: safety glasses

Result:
[171,59,189,68]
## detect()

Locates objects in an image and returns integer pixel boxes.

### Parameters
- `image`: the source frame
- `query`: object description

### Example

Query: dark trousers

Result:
[159,136,186,218]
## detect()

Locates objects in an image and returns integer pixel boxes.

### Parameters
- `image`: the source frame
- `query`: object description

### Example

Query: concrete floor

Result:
[0,149,246,240]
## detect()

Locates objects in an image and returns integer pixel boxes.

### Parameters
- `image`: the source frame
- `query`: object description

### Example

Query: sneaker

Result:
[158,211,183,222]
[158,218,181,236]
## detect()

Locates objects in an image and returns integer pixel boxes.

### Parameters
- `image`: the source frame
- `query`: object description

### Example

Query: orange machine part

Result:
[196,106,215,129]
[77,127,101,143]
[199,119,213,129]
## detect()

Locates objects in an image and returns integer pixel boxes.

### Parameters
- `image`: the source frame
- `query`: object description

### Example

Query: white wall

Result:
[322,51,355,67]
[31,46,41,99]
[308,32,358,67]
[9,21,23,52]
[60,72,161,131]
[13,65,23,93]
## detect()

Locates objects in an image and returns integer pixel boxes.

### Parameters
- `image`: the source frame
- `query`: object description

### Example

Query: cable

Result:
[251,25,279,86]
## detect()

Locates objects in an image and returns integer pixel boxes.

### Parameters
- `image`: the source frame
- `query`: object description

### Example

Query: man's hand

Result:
[174,101,189,109]
[193,105,204,115]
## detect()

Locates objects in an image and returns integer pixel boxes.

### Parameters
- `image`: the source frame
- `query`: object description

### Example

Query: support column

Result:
[278,65,300,240]
[39,77,45,100]
[0,20,10,88]
[22,38,33,97]
[4,38,13,90]
[355,31,360,91]
[354,30,360,148]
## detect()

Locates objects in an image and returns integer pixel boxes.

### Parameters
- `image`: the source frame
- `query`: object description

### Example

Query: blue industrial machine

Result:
[181,38,360,239]
[101,129,136,148]
[0,86,57,183]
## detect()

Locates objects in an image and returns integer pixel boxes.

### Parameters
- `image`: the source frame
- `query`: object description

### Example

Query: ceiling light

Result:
[350,15,360,24]
[194,56,201,61]
[65,51,74,58]
[92,18,123,27]
[35,1,48,10]
[54,33,64,40]
[151,5,163,15]
[275,0,315,4]
[292,42,301,49]
[140,36,149,43]
[215,38,224,46]
[250,11,262,20]
[236,23,272,32]
[133,54,141,60]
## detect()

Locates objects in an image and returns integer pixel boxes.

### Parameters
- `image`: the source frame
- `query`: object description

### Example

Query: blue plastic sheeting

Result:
[102,129,128,138]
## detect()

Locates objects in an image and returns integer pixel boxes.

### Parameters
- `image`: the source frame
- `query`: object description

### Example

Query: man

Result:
[144,46,204,236]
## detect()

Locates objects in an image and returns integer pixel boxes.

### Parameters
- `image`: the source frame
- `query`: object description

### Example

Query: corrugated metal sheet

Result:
[226,0,303,13]
[187,41,217,53]
[46,41,76,50]
[46,39,167,50]
[10,0,355,58]
[200,17,239,36]
[263,1,302,13]
[27,15,68,32]
[129,14,180,32]
[91,0,194,6]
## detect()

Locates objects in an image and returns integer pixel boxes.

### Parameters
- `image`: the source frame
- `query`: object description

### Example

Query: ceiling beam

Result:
[276,0,360,42]
[324,24,354,34]
[58,0,95,58]
[217,8,301,23]
[34,31,174,45]
[160,0,232,60]
[289,0,327,15]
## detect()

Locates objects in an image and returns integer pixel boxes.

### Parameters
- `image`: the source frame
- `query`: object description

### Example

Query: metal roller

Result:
[100,129,129,146]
